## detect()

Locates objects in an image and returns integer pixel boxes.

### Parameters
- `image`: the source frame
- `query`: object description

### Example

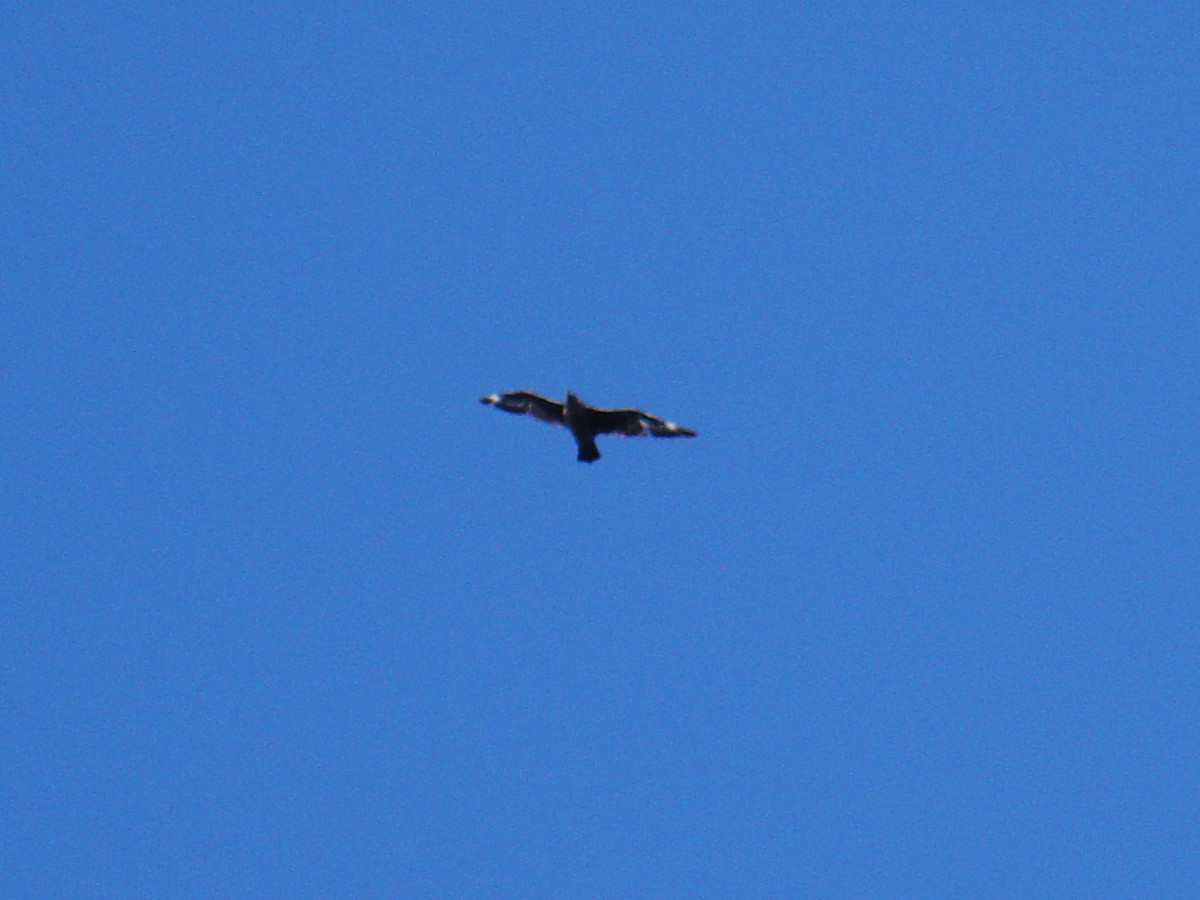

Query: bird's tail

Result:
[577,440,600,463]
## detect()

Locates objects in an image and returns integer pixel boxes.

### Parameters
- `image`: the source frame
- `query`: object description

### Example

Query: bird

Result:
[479,390,697,463]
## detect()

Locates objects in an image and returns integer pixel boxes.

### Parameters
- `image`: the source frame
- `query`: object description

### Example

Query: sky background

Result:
[3,3,1197,896]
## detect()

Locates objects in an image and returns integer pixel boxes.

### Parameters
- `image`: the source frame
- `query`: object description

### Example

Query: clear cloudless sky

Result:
[3,3,1197,896]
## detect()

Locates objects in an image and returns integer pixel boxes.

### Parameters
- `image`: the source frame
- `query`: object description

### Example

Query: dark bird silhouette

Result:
[479,391,697,463]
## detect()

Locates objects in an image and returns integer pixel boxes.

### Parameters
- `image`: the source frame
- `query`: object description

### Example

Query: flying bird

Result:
[479,391,697,463]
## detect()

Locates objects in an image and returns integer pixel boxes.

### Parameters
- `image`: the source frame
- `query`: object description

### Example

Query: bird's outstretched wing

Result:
[479,391,566,426]
[587,406,697,438]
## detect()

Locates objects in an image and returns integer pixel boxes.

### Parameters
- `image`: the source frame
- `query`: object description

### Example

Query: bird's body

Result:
[480,391,696,463]
[564,392,601,462]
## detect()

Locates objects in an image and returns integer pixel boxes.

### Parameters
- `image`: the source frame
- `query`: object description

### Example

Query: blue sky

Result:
[4,3,1197,896]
